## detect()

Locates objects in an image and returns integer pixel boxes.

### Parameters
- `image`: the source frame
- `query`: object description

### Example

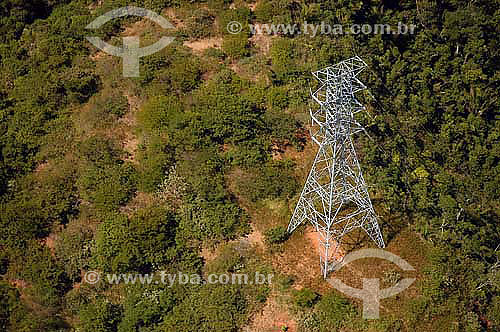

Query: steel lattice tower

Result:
[288,56,385,278]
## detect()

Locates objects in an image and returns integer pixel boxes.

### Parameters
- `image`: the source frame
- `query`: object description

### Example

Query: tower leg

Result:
[362,214,385,248]
[318,231,343,278]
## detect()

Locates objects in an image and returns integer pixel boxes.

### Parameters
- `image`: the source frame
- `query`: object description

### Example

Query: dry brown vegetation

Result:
[183,37,223,53]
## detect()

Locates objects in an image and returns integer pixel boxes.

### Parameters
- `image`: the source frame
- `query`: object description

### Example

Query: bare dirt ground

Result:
[122,19,149,37]
[246,226,265,247]
[34,160,50,173]
[200,246,218,263]
[90,51,108,61]
[119,192,155,216]
[120,93,141,163]
[243,296,297,332]
[183,37,223,54]
[230,2,258,11]
[122,135,139,163]
[250,33,275,55]
[41,233,57,256]
[9,279,29,289]
[271,228,332,291]
[304,228,345,263]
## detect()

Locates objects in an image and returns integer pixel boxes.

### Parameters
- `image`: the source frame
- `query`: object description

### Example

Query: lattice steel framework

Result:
[288,56,385,278]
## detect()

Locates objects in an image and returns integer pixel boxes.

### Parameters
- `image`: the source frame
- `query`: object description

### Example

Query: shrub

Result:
[192,79,263,145]
[136,136,175,192]
[227,140,269,167]
[168,57,202,93]
[294,288,319,308]
[222,34,250,59]
[0,160,79,248]
[218,8,252,35]
[203,47,226,60]
[54,221,94,281]
[266,86,289,111]
[95,207,178,272]
[77,163,137,212]
[62,67,100,104]
[78,298,122,332]
[270,38,298,81]
[254,1,275,22]
[235,160,299,202]
[264,226,289,245]
[77,135,122,165]
[104,94,129,117]
[487,296,500,330]
[19,243,71,308]
[137,95,183,134]
[264,110,305,149]
[301,293,357,331]
[161,284,248,331]
[184,9,215,39]
[176,151,250,242]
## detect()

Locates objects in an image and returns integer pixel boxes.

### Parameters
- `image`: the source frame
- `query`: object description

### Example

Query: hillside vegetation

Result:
[0,0,499,331]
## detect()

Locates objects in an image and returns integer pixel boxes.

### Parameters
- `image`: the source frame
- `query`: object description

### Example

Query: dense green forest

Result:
[0,0,499,331]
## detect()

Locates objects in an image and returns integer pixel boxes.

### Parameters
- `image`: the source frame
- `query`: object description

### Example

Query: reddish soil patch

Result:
[272,232,328,291]
[34,161,50,173]
[43,235,56,251]
[304,228,345,263]
[123,93,140,114]
[246,227,264,247]
[200,246,218,263]
[243,296,297,332]
[271,143,285,160]
[9,279,29,289]
[90,51,108,61]
[230,2,258,11]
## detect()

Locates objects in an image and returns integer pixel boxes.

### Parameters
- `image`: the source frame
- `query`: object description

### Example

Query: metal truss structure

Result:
[288,56,385,278]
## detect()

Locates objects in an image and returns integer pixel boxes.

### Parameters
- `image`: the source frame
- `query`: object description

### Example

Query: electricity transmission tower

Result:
[288,56,385,278]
